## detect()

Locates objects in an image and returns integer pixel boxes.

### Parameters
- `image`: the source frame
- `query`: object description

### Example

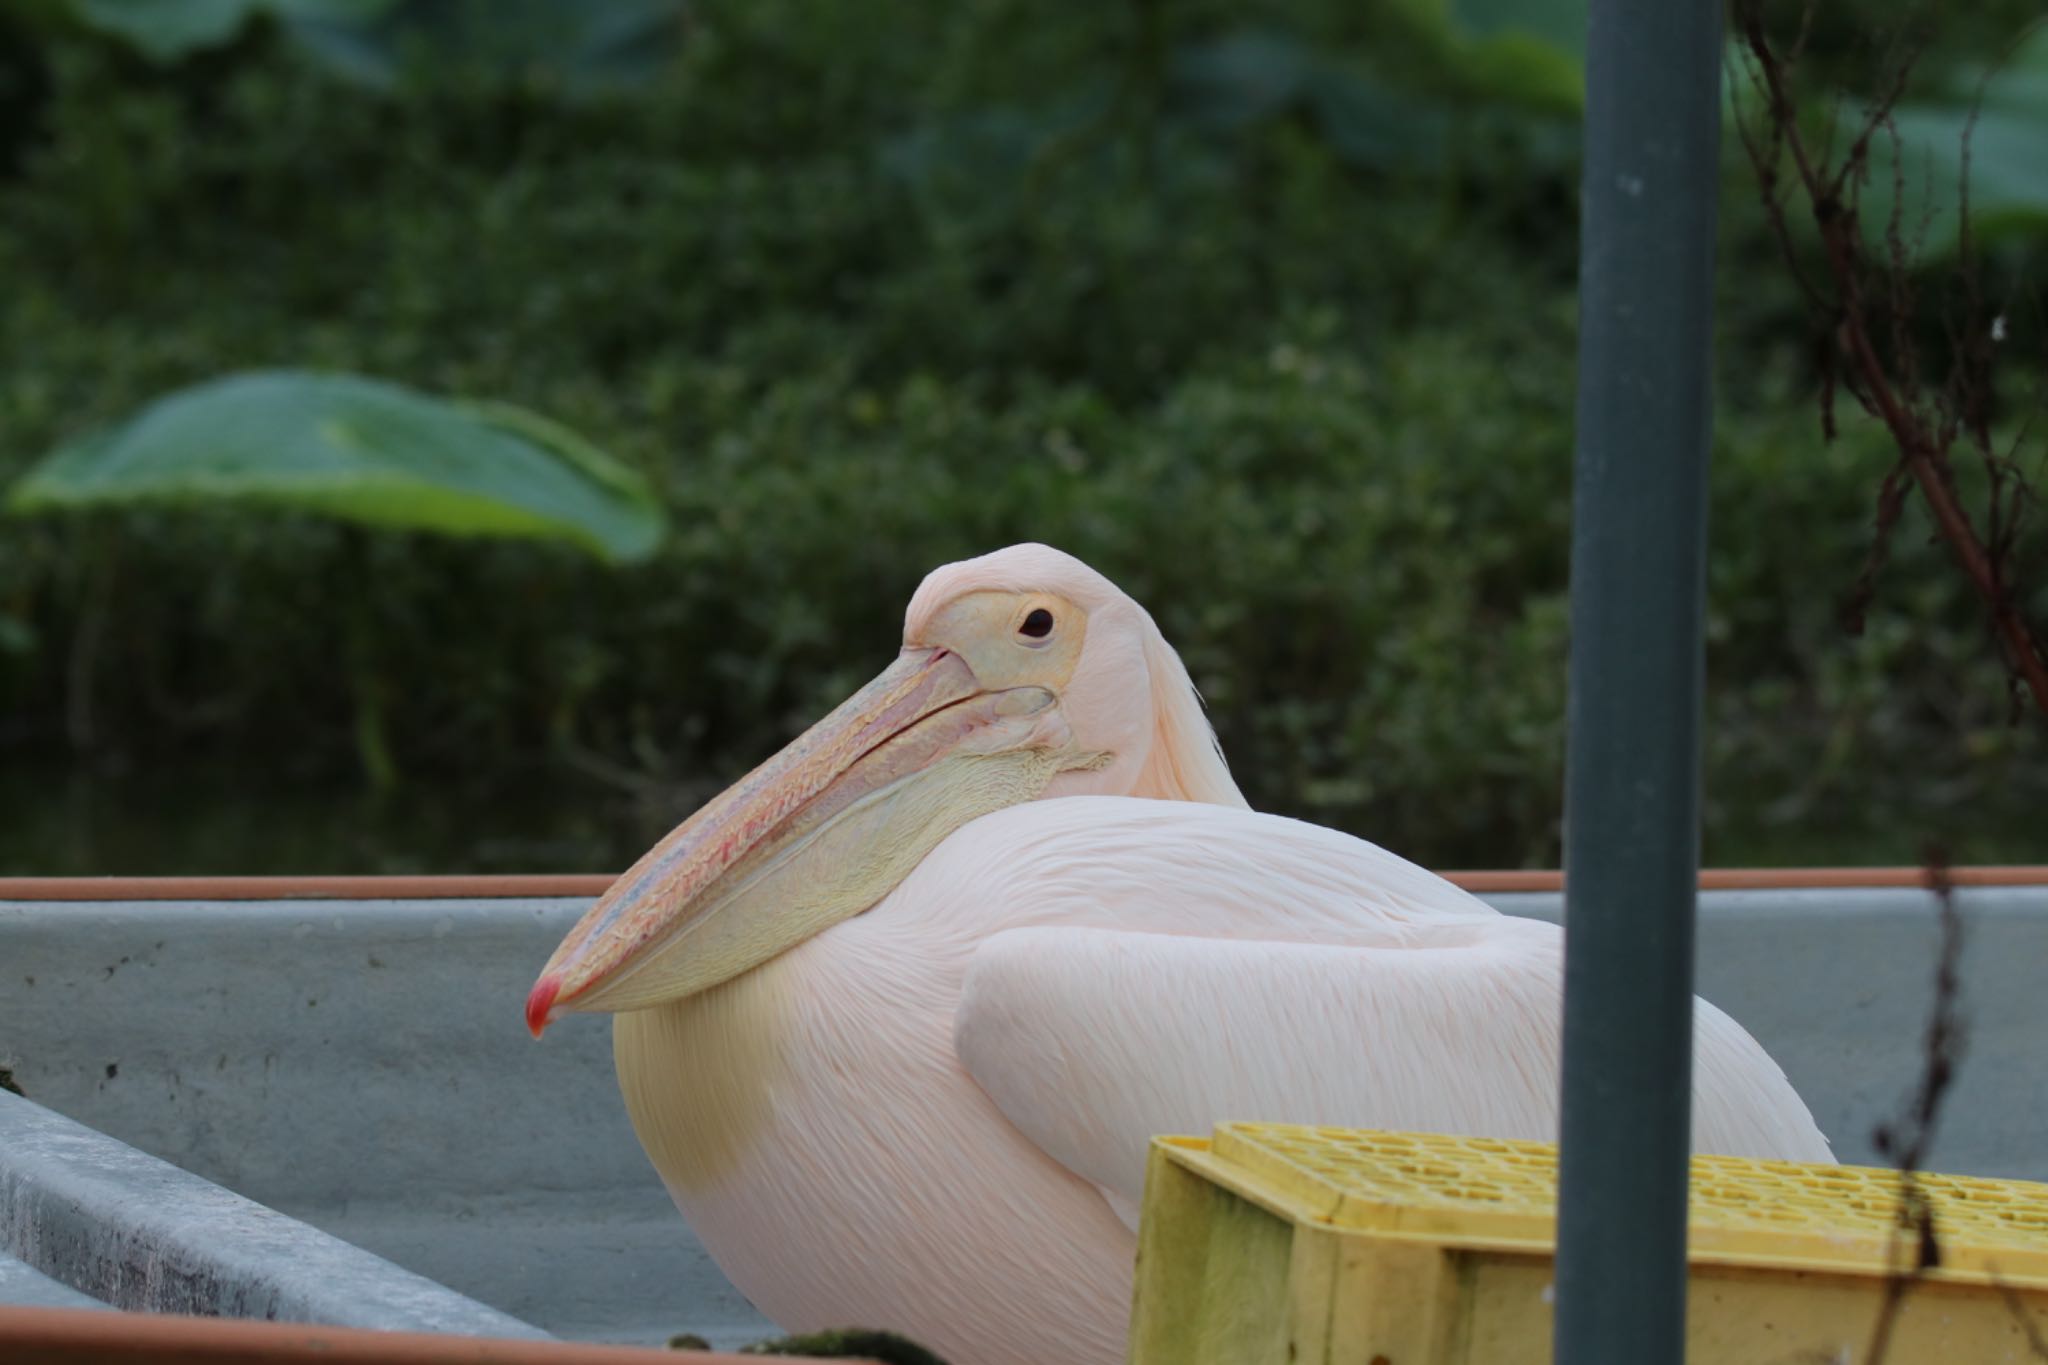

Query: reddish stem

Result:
[1736,8,2048,717]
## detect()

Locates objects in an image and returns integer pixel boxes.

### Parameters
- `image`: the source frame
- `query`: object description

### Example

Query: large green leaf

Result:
[7,371,665,564]
[1449,0,1586,65]
[283,0,690,93]
[66,0,685,89]
[1432,0,1585,114]
[70,0,259,59]
[69,0,398,61]
[1866,26,2048,259]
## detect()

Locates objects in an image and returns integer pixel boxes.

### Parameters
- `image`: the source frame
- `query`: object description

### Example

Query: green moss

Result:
[665,1327,949,1361]
[739,1328,949,1364]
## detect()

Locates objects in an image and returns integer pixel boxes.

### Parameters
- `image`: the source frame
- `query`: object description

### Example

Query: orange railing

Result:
[0,1306,845,1365]
[2,867,2045,900]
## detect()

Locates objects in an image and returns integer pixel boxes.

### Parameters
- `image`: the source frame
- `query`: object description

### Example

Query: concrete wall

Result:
[2,886,2043,1343]
[1496,887,2048,1181]
[0,896,763,1346]
[0,1089,545,1335]
[0,1250,106,1311]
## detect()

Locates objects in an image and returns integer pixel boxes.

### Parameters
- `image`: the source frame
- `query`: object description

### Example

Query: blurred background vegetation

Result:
[0,0,2043,874]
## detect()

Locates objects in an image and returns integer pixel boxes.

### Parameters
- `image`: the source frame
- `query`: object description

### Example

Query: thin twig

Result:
[1732,1,2048,716]
[1862,846,1968,1364]
[1995,1279,2048,1361]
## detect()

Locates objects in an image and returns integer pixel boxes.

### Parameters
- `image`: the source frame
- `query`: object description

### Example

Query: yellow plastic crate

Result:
[1129,1123,2048,1365]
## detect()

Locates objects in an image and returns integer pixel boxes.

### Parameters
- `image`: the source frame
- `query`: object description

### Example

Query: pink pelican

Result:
[527,543,1831,1365]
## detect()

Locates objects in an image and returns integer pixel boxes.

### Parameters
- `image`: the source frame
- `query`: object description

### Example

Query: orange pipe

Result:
[0,875,613,901]
[1450,865,2048,893]
[2,867,2046,901]
[0,1305,854,1365]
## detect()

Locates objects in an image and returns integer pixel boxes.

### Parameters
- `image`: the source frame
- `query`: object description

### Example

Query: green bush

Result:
[0,2,2041,874]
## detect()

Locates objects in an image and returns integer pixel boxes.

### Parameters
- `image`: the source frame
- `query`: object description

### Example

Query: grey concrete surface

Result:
[0,896,767,1347]
[1495,887,2048,1182]
[0,1250,108,1310]
[1,886,2044,1345]
[0,1089,546,1336]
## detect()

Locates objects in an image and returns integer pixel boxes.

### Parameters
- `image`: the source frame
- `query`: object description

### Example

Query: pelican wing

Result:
[954,919,1832,1226]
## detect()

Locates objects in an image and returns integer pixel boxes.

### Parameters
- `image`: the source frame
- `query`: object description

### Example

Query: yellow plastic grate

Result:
[1201,1122,2048,1283]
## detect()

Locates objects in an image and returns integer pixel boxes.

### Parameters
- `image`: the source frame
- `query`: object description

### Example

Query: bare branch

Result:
[1731,0,2048,716]
[1846,457,1913,634]
[1862,846,1968,1364]
[1995,1279,2048,1361]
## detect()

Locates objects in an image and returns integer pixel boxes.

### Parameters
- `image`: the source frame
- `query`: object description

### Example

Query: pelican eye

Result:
[1019,608,1055,639]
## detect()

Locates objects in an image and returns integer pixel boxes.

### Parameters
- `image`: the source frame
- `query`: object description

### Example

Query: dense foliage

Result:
[1,0,2043,873]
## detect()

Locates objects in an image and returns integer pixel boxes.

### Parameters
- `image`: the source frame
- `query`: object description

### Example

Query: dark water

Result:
[0,761,703,877]
[0,760,2035,877]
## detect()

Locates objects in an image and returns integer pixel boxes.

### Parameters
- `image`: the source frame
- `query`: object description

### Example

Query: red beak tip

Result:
[525,976,562,1039]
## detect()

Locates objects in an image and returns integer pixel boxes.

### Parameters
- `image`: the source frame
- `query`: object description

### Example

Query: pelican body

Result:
[529,544,1831,1365]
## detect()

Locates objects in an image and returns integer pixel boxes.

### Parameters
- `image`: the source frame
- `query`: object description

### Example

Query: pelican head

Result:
[526,543,1244,1035]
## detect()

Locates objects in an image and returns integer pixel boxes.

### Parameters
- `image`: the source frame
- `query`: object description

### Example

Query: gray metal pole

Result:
[1553,0,1723,1361]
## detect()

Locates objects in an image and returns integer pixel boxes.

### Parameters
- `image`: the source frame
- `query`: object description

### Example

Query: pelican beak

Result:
[526,647,1072,1035]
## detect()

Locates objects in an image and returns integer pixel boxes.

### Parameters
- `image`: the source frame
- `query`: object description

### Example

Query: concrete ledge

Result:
[0,1092,546,1337]
[0,1252,106,1311]
[0,896,767,1345]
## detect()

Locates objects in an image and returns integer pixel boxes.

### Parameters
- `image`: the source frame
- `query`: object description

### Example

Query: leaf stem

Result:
[342,529,399,796]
